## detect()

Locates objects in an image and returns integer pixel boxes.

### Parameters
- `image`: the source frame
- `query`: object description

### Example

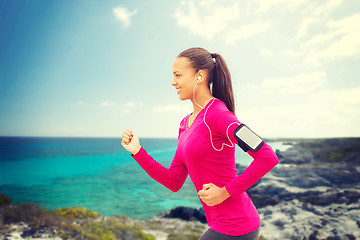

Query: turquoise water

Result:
[0,137,289,219]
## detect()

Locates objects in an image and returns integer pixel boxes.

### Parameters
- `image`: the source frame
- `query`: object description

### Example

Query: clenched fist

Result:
[198,183,230,206]
[121,129,141,155]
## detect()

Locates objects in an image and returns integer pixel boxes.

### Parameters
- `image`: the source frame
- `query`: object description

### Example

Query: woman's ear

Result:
[196,70,206,84]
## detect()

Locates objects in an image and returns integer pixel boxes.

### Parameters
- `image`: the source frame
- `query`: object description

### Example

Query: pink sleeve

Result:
[209,100,279,197]
[206,101,241,145]
[131,147,188,193]
[225,142,279,197]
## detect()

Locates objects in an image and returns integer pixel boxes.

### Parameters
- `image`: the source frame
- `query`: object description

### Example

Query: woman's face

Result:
[171,57,197,101]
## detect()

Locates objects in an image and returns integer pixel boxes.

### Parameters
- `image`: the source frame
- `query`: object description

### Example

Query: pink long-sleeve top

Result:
[132,98,279,236]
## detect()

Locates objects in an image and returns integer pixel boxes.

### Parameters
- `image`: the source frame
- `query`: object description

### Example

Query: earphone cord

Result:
[193,82,204,109]
[193,81,240,152]
[203,99,240,152]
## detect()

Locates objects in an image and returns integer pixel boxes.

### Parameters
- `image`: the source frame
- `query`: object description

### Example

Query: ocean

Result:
[0,137,289,220]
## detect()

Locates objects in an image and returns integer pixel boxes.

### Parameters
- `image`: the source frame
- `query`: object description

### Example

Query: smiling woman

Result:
[121,47,279,240]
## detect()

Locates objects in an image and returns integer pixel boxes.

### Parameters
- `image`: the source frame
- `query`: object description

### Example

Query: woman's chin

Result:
[176,92,190,101]
[178,95,188,101]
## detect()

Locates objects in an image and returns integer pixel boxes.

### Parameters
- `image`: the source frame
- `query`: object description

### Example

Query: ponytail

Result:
[211,53,235,113]
[178,47,235,113]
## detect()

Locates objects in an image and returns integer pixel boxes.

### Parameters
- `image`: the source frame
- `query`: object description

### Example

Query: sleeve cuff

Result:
[224,184,235,197]
[131,147,145,158]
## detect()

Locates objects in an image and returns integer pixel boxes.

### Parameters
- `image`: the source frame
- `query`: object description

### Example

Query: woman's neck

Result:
[191,92,214,115]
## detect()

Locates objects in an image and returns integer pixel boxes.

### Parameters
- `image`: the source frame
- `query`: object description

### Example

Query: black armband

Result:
[234,124,264,152]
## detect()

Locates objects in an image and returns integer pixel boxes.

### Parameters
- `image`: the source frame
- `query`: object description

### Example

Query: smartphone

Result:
[234,124,264,152]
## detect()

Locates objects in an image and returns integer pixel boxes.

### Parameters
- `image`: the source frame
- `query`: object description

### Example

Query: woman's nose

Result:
[171,78,177,86]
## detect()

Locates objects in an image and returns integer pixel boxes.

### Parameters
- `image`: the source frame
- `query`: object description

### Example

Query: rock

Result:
[4,139,359,240]
[247,184,288,208]
[246,139,360,239]
[21,228,36,238]
[277,145,314,164]
[0,194,13,207]
[275,149,283,159]
[314,166,360,187]
[272,219,286,230]
[345,234,356,240]
[162,206,207,223]
[326,236,341,240]
[308,230,319,240]
[249,193,279,208]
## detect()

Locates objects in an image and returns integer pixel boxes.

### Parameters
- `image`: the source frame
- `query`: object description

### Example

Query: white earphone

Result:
[197,75,201,83]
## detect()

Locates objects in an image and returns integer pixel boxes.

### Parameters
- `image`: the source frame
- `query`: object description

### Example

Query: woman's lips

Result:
[176,88,181,94]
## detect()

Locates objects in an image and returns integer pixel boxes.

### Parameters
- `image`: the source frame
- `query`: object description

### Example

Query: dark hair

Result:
[178,47,235,113]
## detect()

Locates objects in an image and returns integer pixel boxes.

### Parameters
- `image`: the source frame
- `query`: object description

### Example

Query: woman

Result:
[121,47,278,240]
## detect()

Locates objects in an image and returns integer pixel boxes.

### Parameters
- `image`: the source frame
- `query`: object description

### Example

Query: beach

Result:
[1,137,359,239]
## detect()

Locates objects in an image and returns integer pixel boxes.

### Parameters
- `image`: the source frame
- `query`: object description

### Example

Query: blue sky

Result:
[1,0,359,138]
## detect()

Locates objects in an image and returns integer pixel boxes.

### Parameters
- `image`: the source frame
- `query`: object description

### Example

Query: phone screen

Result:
[235,126,263,150]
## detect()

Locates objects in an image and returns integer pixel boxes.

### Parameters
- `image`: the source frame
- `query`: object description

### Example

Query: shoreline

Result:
[0,138,289,220]
[1,138,360,239]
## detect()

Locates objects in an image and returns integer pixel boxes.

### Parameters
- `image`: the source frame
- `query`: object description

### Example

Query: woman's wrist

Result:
[131,146,141,155]
[222,186,231,199]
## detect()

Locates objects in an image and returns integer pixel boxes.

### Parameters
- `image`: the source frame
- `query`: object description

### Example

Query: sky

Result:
[0,0,359,139]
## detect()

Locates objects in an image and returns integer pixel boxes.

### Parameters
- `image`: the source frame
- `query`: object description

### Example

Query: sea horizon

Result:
[1,135,356,141]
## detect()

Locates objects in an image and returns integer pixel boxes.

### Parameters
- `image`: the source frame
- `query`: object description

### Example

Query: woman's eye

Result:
[176,74,181,78]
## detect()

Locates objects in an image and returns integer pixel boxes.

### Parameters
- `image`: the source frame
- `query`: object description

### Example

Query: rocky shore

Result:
[1,138,359,240]
[249,138,360,240]
[159,138,360,239]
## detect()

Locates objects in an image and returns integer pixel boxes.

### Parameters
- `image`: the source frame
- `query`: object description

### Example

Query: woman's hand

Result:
[121,129,141,155]
[198,183,230,206]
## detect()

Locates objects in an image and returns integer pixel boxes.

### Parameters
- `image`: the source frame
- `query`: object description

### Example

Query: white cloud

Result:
[256,0,349,66]
[100,101,117,107]
[240,96,360,138]
[310,87,360,109]
[312,0,342,16]
[258,0,307,13]
[100,101,143,114]
[302,87,360,135]
[120,102,136,108]
[245,72,326,95]
[173,0,239,40]
[225,20,270,44]
[296,17,319,39]
[296,4,360,66]
[304,32,335,46]
[237,71,360,138]
[295,1,343,40]
[261,48,274,56]
[153,104,191,115]
[283,50,303,58]
[120,101,143,114]
[303,13,360,65]
[113,6,138,28]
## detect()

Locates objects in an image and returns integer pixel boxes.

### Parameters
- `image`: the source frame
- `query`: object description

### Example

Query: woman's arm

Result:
[132,147,188,192]
[225,142,279,197]
[122,130,188,192]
